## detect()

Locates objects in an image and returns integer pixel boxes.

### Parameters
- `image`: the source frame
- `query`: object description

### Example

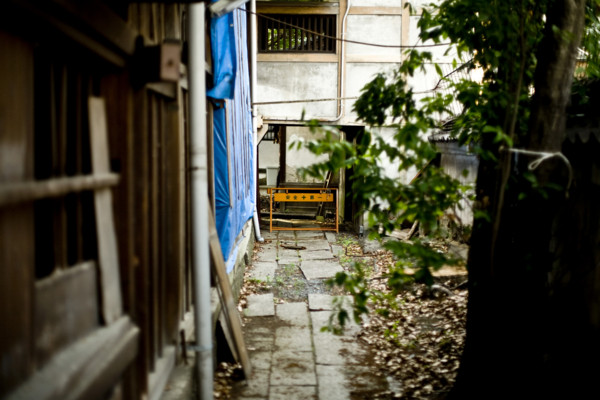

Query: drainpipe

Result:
[188,3,213,400]
[250,0,264,242]
[323,0,351,123]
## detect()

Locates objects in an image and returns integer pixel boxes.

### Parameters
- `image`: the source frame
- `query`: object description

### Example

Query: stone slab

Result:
[249,350,272,370]
[300,249,335,261]
[274,327,312,351]
[247,338,274,353]
[277,231,296,239]
[261,230,278,240]
[270,350,316,386]
[311,310,362,337]
[236,369,270,398]
[277,257,300,266]
[308,294,353,311]
[311,311,365,365]
[316,365,349,400]
[270,385,317,400]
[249,261,277,282]
[325,232,337,243]
[245,294,275,317]
[257,248,278,261]
[276,302,310,326]
[298,239,331,251]
[330,245,344,258]
[278,248,299,261]
[300,260,343,280]
[296,231,325,239]
[360,238,383,254]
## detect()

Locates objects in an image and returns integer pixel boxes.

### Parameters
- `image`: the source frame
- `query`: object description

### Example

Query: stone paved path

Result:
[231,229,389,400]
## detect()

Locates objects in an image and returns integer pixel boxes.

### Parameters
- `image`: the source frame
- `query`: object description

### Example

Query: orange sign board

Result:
[273,192,334,202]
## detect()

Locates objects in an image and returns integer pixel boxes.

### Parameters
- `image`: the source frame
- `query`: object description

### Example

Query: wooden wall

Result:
[0,2,201,399]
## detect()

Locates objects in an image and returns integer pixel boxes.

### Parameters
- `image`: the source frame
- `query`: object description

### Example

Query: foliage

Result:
[578,1,600,78]
[298,0,600,330]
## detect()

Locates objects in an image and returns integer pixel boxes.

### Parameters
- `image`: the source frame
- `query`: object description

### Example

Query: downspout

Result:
[250,0,264,242]
[324,0,351,123]
[188,3,213,400]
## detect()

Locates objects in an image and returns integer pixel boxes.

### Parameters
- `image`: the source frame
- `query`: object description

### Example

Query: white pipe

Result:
[322,0,351,123]
[188,4,213,400]
[250,0,264,243]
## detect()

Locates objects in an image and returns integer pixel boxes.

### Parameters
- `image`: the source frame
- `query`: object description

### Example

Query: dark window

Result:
[259,14,336,53]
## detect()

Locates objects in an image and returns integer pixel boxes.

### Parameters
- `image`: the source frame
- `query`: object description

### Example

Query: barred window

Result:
[259,14,337,53]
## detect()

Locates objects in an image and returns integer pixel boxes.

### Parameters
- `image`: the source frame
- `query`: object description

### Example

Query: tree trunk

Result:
[449,0,588,398]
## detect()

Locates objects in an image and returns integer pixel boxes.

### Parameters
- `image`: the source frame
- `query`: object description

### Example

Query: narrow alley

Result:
[231,228,393,400]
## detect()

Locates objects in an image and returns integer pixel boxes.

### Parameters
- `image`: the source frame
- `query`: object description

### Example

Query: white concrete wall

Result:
[342,63,399,124]
[256,62,338,120]
[285,126,333,183]
[345,15,402,57]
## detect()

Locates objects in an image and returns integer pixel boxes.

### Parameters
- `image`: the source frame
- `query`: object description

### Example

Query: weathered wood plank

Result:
[0,174,120,207]
[208,210,252,378]
[6,316,139,400]
[0,30,35,397]
[164,92,184,343]
[88,97,123,324]
[150,94,160,361]
[34,262,99,366]
[131,86,151,393]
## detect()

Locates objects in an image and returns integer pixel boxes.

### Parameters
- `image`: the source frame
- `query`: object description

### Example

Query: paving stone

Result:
[300,260,343,280]
[261,230,278,240]
[276,302,309,326]
[360,237,383,254]
[249,350,272,370]
[311,312,365,365]
[270,350,316,386]
[245,294,275,317]
[278,248,299,261]
[311,310,361,337]
[277,257,300,266]
[257,247,278,262]
[325,232,337,243]
[308,294,353,311]
[300,249,335,261]
[247,338,274,352]
[330,245,344,258]
[238,369,270,398]
[299,239,331,251]
[269,385,317,400]
[249,262,277,282]
[277,231,296,239]
[296,231,325,239]
[260,242,278,251]
[245,326,274,337]
[274,326,312,351]
[316,365,350,400]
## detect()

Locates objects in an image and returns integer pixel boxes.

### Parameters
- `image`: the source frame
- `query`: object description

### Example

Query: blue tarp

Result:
[209,4,255,271]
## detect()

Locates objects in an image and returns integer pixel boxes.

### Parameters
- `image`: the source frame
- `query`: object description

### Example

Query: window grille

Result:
[259,14,336,53]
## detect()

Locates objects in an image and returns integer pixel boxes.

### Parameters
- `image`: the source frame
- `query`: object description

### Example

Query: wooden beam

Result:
[208,210,252,378]
[89,97,123,324]
[257,53,338,63]
[257,3,339,15]
[0,174,120,207]
[348,6,403,15]
[0,31,35,397]
[5,316,139,400]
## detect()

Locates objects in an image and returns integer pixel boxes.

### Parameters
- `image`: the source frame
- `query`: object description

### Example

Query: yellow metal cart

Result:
[267,187,338,233]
